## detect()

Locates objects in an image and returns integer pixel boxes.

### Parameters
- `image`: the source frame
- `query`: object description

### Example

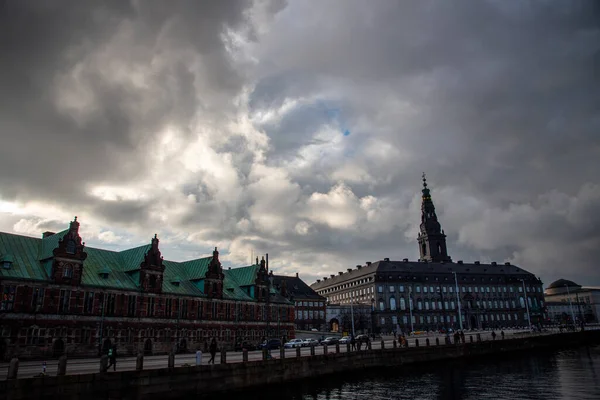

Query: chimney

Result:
[42,231,55,239]
[347,268,352,273]
[316,279,321,283]
[330,274,335,278]
[323,277,328,281]
[356,265,362,269]
[266,253,269,271]
[338,271,343,275]
[402,258,409,262]
[504,262,511,266]
[383,258,390,262]
[491,261,497,266]
[296,272,299,278]
[474,261,480,265]
[457,260,463,264]
[366,261,372,266]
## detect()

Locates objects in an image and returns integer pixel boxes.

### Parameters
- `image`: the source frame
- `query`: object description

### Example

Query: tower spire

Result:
[417,174,451,262]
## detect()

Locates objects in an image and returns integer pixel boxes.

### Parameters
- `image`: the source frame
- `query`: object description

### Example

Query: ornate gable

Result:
[254,256,269,302]
[139,234,165,294]
[205,247,224,299]
[51,217,87,285]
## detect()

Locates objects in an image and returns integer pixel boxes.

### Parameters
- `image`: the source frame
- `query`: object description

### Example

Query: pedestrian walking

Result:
[500,330,505,340]
[351,334,356,351]
[208,338,217,364]
[107,346,118,371]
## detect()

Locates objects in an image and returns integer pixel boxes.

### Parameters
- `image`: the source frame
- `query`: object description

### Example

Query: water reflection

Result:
[202,345,600,400]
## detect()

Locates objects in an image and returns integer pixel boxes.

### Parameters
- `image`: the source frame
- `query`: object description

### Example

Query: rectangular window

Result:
[58,289,70,313]
[31,287,45,311]
[181,300,188,319]
[197,301,204,319]
[0,285,16,311]
[423,286,428,293]
[416,286,421,293]
[84,292,94,314]
[399,285,404,292]
[106,294,116,316]
[165,298,172,317]
[127,295,137,317]
[147,297,155,317]
[389,286,395,293]
[378,286,383,293]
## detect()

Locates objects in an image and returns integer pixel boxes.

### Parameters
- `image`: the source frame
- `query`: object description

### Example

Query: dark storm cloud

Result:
[244,0,600,285]
[2,0,600,287]
[0,0,253,206]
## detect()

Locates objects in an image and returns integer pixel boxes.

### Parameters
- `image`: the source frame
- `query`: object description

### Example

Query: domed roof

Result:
[547,279,581,290]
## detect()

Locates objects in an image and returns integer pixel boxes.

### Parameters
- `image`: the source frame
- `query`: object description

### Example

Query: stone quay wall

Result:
[2,331,599,400]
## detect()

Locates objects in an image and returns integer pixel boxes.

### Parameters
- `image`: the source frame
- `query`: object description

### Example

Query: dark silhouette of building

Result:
[311,175,544,334]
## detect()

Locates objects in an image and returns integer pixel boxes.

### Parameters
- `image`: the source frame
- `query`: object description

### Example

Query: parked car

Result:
[321,337,339,345]
[234,341,257,351]
[257,339,281,350]
[302,338,319,347]
[338,336,352,344]
[284,339,304,348]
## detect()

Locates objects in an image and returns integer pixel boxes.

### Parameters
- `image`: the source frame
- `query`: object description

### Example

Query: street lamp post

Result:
[520,280,532,330]
[565,284,576,326]
[350,300,356,337]
[438,286,447,332]
[453,272,463,331]
[408,287,414,334]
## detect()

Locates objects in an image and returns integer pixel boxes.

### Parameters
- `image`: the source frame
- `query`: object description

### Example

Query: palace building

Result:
[0,218,294,360]
[311,175,545,334]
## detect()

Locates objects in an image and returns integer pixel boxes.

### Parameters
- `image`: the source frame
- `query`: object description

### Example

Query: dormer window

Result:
[2,254,13,269]
[171,276,181,287]
[99,266,110,279]
[66,240,76,254]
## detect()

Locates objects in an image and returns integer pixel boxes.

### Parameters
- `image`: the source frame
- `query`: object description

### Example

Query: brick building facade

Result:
[0,218,294,360]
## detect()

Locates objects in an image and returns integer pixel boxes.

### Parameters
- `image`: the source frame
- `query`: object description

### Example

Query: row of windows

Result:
[295,301,325,308]
[378,285,542,294]
[318,277,374,295]
[0,285,292,322]
[17,326,291,346]
[381,312,529,326]
[377,296,543,311]
[296,310,325,320]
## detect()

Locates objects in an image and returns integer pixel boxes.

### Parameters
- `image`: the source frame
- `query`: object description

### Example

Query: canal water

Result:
[206,345,600,400]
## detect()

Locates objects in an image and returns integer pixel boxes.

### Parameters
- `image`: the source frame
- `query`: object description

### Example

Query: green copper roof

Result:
[81,248,138,290]
[0,232,48,281]
[226,264,258,286]
[39,230,68,260]
[0,230,291,303]
[182,257,211,280]
[119,244,150,272]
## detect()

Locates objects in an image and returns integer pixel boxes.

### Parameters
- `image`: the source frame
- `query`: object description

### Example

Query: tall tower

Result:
[417,174,452,262]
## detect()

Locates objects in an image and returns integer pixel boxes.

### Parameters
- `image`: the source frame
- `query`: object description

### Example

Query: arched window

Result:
[519,297,525,308]
[417,300,422,310]
[66,240,76,254]
[379,299,385,311]
[400,297,406,310]
[422,243,427,256]
[424,300,430,310]
[437,242,442,255]
[528,297,532,307]
[63,265,73,278]
[390,297,397,311]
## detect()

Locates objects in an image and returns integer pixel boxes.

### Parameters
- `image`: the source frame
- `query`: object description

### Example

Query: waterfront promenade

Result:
[1,329,598,400]
[0,328,560,379]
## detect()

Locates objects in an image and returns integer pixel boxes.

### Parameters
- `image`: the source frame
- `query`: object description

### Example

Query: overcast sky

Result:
[1,0,599,287]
